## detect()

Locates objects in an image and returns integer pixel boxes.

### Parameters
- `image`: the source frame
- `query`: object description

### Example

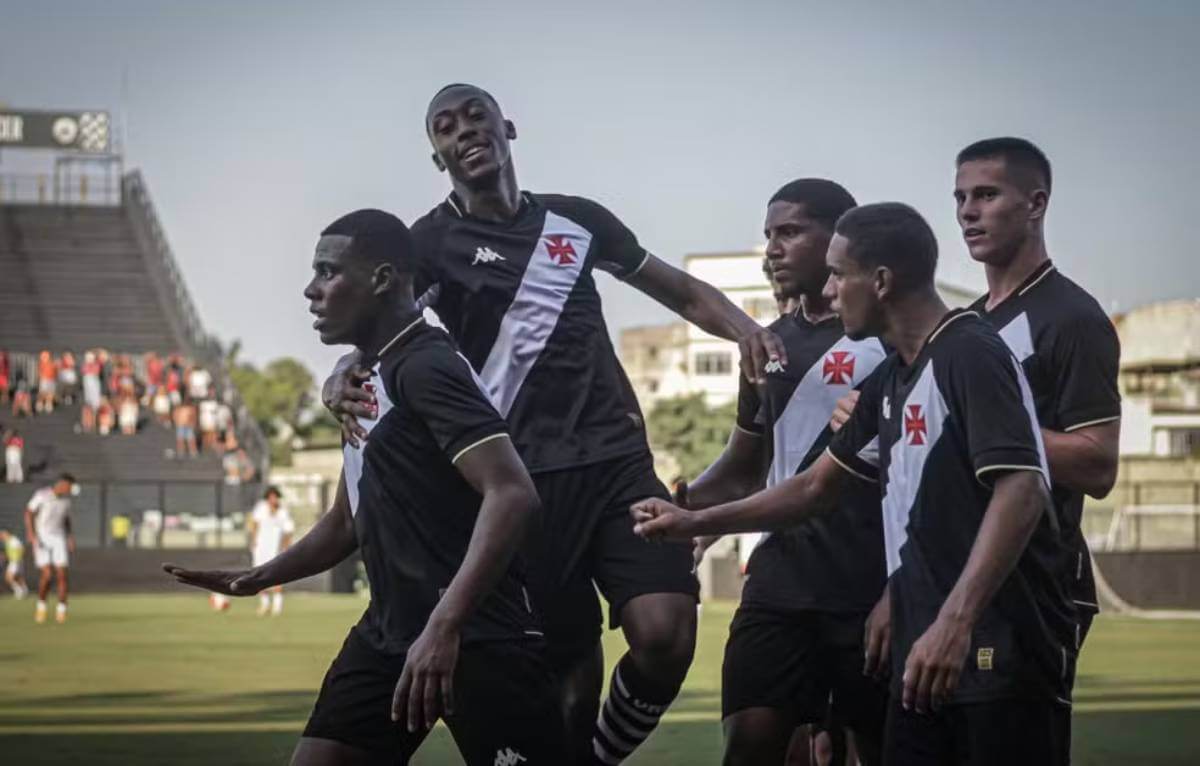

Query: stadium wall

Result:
[1093,551,1200,610]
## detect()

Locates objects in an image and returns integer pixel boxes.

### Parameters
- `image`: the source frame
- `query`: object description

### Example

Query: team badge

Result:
[822,351,855,385]
[544,235,578,265]
[904,404,927,446]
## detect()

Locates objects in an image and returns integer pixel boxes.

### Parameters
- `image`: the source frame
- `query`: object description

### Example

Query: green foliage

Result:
[228,357,315,441]
[645,393,737,480]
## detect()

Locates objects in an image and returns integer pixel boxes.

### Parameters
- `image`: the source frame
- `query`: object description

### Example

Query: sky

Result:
[1,0,1197,378]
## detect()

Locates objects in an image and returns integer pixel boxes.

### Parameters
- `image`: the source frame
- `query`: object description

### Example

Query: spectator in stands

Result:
[4,428,23,483]
[0,351,10,405]
[58,351,79,406]
[173,399,198,458]
[118,394,139,436]
[113,354,136,399]
[97,396,115,436]
[80,351,102,433]
[166,361,183,407]
[216,400,234,450]
[144,352,164,401]
[152,386,172,427]
[11,371,32,419]
[96,349,113,398]
[187,364,212,403]
[198,391,220,453]
[35,351,57,414]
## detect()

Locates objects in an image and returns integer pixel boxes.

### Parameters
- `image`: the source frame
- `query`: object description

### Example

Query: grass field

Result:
[1,594,1199,764]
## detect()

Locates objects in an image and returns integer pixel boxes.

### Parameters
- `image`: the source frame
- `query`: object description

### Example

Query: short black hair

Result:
[59,472,76,484]
[264,485,282,500]
[321,209,416,274]
[956,137,1052,194]
[768,178,858,230]
[834,203,938,293]
[428,83,502,116]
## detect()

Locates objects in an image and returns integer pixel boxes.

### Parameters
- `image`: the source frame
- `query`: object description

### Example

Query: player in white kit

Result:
[248,486,294,615]
[24,474,77,623]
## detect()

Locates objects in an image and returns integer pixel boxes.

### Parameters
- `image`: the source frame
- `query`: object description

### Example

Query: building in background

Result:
[1115,299,1200,458]
[620,248,982,409]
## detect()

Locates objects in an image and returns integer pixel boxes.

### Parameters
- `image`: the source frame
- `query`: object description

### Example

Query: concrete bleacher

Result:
[2,174,269,550]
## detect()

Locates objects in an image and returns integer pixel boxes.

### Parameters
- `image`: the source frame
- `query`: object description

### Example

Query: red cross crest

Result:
[545,235,577,266]
[822,351,856,385]
[904,404,927,446]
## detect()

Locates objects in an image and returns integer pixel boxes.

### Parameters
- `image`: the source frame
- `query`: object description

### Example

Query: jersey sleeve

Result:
[571,199,651,280]
[26,490,45,513]
[826,367,884,482]
[735,373,764,436]
[1050,312,1122,432]
[399,348,511,464]
[948,335,1047,485]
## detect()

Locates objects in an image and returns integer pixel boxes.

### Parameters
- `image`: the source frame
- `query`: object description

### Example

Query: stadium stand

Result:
[0,171,268,544]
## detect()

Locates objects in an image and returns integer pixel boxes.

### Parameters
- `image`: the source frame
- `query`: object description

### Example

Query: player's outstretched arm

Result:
[393,435,539,733]
[632,451,847,542]
[901,469,1049,715]
[686,427,768,511]
[1041,420,1120,499]
[163,474,357,595]
[321,351,374,447]
[626,255,787,384]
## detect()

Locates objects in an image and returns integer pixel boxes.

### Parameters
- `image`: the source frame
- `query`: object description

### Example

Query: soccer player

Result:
[248,485,295,616]
[831,138,1121,723]
[632,202,1075,765]
[684,179,889,765]
[166,210,566,765]
[1,529,29,599]
[323,83,785,764]
[25,474,77,624]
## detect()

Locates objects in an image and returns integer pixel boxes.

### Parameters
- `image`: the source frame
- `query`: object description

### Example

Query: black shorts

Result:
[722,606,888,741]
[528,450,699,667]
[303,629,567,765]
[884,696,1070,766]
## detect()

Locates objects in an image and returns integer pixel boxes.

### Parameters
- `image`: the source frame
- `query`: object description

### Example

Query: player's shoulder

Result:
[393,328,469,387]
[532,193,621,228]
[933,310,1011,362]
[27,487,53,506]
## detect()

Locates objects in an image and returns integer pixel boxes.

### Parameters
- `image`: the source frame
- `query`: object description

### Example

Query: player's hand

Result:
[830,390,860,433]
[28,534,38,550]
[393,619,460,732]
[631,498,698,542]
[162,564,263,596]
[901,613,971,714]
[737,326,788,385]
[692,535,720,570]
[322,364,375,448]
[863,584,892,679]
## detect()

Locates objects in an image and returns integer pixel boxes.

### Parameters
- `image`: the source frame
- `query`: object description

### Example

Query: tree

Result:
[645,393,737,481]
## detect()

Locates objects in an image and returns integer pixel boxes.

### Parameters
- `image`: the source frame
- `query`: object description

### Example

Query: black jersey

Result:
[343,319,540,654]
[735,312,889,612]
[828,310,1075,705]
[970,261,1122,619]
[411,193,652,473]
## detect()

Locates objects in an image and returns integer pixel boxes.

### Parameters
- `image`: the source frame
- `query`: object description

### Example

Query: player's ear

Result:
[371,263,395,297]
[504,119,517,141]
[873,265,892,301]
[1028,188,1049,223]
[431,151,447,173]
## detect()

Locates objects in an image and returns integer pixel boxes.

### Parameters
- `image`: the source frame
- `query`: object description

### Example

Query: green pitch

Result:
[1,594,1198,765]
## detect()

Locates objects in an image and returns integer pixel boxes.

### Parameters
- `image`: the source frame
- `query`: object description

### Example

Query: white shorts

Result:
[5,561,20,578]
[33,537,69,568]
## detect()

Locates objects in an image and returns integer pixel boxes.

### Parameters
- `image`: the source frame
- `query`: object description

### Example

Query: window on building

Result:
[743,297,778,321]
[1167,428,1200,457]
[695,351,733,376]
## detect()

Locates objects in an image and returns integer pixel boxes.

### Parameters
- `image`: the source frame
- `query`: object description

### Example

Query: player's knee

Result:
[626,618,695,680]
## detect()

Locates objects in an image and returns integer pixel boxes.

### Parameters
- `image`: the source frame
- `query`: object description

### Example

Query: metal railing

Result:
[120,171,270,475]
[1085,480,1200,551]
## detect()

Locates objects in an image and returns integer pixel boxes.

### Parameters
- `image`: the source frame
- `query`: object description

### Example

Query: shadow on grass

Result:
[0,689,318,727]
[1074,707,1200,766]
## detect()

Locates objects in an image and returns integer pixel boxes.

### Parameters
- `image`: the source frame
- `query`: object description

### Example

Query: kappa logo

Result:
[764,359,785,374]
[472,246,506,266]
[822,350,855,385]
[494,748,527,766]
[544,235,578,265]
[904,404,927,446]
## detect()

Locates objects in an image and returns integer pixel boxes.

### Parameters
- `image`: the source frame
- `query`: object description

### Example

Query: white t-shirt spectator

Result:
[188,368,212,400]
[216,403,233,433]
[198,400,219,432]
[250,501,295,565]
[28,488,71,541]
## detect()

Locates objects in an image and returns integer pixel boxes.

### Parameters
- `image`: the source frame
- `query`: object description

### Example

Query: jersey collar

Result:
[364,315,426,367]
[977,259,1056,314]
[444,191,536,221]
[900,308,979,381]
